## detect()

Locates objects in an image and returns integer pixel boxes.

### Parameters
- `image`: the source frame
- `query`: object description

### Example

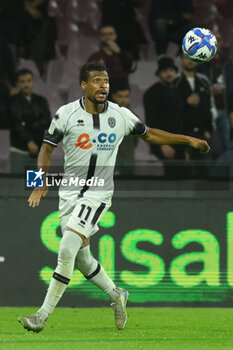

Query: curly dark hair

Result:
[79,61,107,85]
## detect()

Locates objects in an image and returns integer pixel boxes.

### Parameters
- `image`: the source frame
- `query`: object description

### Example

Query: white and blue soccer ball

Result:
[182,28,218,63]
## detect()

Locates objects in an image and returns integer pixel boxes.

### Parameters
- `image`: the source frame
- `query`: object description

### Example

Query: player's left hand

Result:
[189,137,210,154]
[28,188,48,208]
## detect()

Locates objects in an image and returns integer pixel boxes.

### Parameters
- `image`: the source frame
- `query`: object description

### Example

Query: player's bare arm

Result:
[28,143,54,208]
[141,127,210,154]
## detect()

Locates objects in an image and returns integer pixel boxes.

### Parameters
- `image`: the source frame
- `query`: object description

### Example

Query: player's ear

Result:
[81,81,87,91]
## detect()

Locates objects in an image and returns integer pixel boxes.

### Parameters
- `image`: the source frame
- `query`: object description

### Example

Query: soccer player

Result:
[18,61,210,333]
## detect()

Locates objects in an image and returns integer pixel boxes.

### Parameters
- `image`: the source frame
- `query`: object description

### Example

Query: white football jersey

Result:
[44,97,148,202]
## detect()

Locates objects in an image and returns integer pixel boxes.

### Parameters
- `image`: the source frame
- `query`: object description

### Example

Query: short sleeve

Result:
[121,107,148,136]
[43,107,65,147]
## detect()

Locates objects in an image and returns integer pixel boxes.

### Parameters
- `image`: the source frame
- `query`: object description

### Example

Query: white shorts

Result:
[59,196,111,238]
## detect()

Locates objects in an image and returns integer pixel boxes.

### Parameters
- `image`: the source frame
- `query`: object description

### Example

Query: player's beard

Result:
[87,94,108,105]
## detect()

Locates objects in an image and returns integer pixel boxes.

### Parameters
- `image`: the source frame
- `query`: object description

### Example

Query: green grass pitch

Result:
[1,308,233,350]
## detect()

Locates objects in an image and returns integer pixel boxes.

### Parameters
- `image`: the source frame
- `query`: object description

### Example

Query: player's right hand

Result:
[28,188,48,207]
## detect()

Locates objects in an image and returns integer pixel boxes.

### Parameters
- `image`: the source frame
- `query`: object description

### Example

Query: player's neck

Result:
[84,98,105,114]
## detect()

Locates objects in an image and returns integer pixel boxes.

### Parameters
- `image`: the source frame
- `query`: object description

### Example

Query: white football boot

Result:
[18,313,46,333]
[111,288,129,330]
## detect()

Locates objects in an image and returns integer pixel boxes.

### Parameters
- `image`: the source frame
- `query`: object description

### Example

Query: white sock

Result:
[108,287,121,302]
[75,246,118,300]
[38,230,83,321]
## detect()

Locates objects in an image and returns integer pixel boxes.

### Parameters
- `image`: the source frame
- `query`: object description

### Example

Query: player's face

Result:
[112,89,131,107]
[159,68,177,85]
[82,71,110,104]
[181,55,197,71]
[17,73,34,96]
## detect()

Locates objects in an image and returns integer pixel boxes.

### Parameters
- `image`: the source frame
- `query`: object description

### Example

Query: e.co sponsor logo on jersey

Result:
[75,133,116,149]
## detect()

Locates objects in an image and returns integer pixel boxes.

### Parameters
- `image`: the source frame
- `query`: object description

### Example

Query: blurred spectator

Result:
[111,84,131,108]
[111,82,137,172]
[0,38,16,87]
[148,0,194,59]
[143,57,185,176]
[229,91,233,131]
[214,0,233,20]
[0,0,25,61]
[0,80,11,129]
[175,54,216,168]
[101,0,147,60]
[9,69,51,173]
[0,38,17,128]
[23,0,57,74]
[88,25,136,93]
[210,139,233,179]
[197,30,233,152]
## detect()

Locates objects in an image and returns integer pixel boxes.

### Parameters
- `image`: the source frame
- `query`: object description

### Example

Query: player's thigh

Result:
[59,198,76,234]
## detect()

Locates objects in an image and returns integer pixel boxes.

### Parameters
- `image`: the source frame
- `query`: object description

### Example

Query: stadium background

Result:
[1,0,233,309]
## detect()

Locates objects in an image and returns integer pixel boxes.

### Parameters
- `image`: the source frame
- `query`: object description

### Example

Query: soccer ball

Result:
[182,28,217,63]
